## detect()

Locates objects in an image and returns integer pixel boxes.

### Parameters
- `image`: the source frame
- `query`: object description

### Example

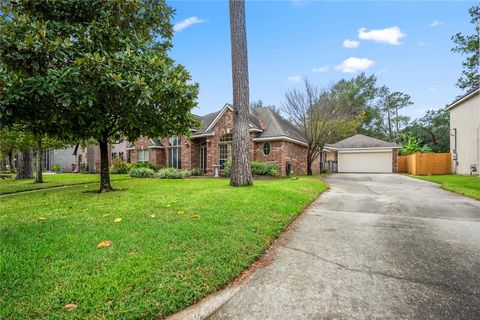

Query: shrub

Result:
[130,162,157,171]
[399,135,432,156]
[110,158,130,174]
[251,161,278,176]
[190,167,201,176]
[129,167,155,178]
[156,168,190,179]
[223,159,232,177]
[52,164,62,173]
[223,160,278,177]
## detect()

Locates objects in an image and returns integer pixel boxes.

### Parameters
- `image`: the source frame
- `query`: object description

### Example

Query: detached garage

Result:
[325,134,400,173]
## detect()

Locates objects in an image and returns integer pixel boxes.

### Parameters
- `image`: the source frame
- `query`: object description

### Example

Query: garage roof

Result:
[327,134,400,149]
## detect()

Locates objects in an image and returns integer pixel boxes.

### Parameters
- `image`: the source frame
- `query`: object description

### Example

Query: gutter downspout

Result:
[451,128,457,174]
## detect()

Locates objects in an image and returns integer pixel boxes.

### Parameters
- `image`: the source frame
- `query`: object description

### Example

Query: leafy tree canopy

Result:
[451,5,479,90]
[0,0,199,191]
[401,109,450,153]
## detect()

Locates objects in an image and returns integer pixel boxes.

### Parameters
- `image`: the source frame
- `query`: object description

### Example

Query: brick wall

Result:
[282,141,320,175]
[127,108,317,175]
[392,149,399,173]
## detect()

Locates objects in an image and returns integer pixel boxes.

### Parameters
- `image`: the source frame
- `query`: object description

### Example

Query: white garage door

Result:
[338,150,393,173]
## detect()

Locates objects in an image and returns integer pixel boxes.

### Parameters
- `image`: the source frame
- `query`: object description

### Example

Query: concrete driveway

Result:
[209,174,480,319]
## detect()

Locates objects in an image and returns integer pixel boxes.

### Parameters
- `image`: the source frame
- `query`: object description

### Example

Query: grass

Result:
[0,173,129,195]
[410,174,480,200]
[0,176,327,319]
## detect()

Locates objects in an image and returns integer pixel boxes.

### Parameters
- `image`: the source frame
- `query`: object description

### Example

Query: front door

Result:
[200,143,207,173]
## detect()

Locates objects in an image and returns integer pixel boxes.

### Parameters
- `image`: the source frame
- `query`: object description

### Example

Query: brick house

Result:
[126,104,320,175]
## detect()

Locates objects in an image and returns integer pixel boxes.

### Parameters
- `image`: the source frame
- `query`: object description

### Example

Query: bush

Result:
[131,162,157,171]
[223,159,232,177]
[129,167,155,178]
[223,160,278,177]
[190,167,201,176]
[110,158,130,174]
[251,161,278,176]
[52,164,62,173]
[156,168,191,179]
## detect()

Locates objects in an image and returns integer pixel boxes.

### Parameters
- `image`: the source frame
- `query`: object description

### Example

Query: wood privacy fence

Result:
[398,152,451,175]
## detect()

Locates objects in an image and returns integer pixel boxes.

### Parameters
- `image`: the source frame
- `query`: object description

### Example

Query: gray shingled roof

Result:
[190,104,306,144]
[327,134,400,149]
[251,108,306,143]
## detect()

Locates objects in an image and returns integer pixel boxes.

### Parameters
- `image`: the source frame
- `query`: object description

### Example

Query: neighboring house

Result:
[127,104,320,175]
[45,140,127,173]
[325,134,400,173]
[44,147,77,172]
[446,87,480,175]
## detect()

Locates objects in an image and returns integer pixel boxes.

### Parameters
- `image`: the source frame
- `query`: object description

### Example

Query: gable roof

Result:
[327,134,400,149]
[251,107,307,144]
[445,86,479,111]
[191,104,307,145]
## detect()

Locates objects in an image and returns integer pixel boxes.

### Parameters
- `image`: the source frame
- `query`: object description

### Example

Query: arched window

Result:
[263,142,271,156]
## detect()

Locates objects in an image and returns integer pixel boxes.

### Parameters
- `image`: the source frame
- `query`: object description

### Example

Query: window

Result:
[220,133,233,142]
[137,149,149,162]
[263,142,271,156]
[219,144,228,169]
[168,136,181,146]
[219,133,232,169]
[168,136,182,169]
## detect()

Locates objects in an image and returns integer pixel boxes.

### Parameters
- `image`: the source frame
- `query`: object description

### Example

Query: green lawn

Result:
[0,173,129,195]
[0,176,326,319]
[410,174,480,200]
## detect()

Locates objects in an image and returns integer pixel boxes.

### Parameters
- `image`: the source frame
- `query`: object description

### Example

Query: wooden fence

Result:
[398,152,451,175]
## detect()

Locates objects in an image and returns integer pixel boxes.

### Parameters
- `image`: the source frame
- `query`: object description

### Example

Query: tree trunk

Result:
[306,149,313,176]
[8,149,14,173]
[229,0,253,187]
[35,138,43,183]
[99,140,112,192]
[16,149,33,179]
[387,109,393,142]
[394,106,399,139]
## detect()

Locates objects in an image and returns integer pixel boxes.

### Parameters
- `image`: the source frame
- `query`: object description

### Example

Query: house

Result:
[44,140,128,173]
[324,134,400,173]
[126,104,320,175]
[44,146,77,172]
[446,87,479,175]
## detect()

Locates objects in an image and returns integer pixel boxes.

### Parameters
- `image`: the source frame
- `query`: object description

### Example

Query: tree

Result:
[451,5,479,90]
[0,0,198,192]
[0,127,35,179]
[250,100,281,114]
[402,109,450,153]
[283,79,361,175]
[398,135,432,156]
[377,87,412,142]
[0,1,72,181]
[229,0,253,186]
[331,73,385,139]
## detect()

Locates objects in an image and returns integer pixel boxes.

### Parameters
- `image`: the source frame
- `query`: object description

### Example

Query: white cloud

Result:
[312,66,329,73]
[335,57,374,73]
[430,20,443,27]
[288,75,302,82]
[174,16,205,32]
[343,39,360,48]
[358,26,406,45]
[428,87,436,91]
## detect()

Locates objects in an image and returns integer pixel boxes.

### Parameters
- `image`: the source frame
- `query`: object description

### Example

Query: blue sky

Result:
[168,0,476,119]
